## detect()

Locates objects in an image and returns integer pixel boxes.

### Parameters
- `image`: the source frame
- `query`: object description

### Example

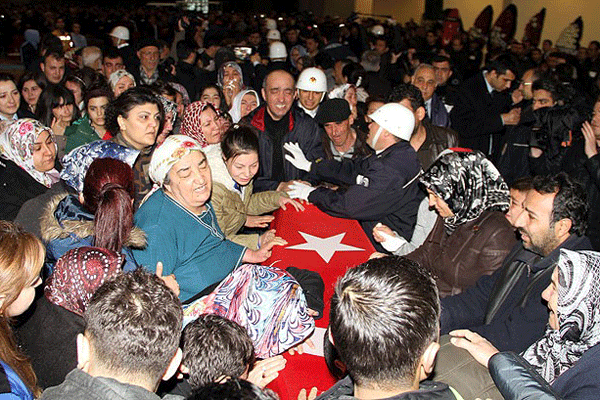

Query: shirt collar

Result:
[483,71,495,95]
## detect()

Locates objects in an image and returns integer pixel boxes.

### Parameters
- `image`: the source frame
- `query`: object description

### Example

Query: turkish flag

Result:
[265,204,375,400]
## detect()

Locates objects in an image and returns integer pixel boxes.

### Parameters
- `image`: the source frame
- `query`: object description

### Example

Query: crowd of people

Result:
[0,3,600,400]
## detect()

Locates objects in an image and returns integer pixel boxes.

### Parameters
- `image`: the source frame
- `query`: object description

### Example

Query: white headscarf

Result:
[149,135,204,186]
[228,89,260,123]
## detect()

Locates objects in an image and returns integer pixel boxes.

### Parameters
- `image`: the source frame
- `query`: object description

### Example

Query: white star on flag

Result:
[286,231,364,262]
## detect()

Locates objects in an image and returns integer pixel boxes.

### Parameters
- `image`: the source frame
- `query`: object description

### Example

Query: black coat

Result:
[449,72,512,158]
[245,105,324,192]
[308,140,422,249]
[15,296,84,389]
[440,234,592,352]
[0,159,49,221]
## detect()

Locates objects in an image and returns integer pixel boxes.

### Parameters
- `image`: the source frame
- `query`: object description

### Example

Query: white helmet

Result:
[269,41,287,60]
[265,18,277,30]
[266,29,281,41]
[371,25,385,36]
[110,26,130,41]
[296,67,327,93]
[368,103,415,141]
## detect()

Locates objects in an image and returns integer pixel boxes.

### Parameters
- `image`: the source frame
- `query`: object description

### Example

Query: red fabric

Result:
[265,204,375,400]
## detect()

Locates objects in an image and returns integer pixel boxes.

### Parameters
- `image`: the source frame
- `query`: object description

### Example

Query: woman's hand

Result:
[582,121,599,158]
[298,387,318,400]
[288,337,315,355]
[449,329,499,367]
[246,355,287,388]
[156,261,180,296]
[51,116,67,136]
[245,215,275,228]
[258,229,276,248]
[243,236,288,263]
[372,223,394,243]
[279,196,305,211]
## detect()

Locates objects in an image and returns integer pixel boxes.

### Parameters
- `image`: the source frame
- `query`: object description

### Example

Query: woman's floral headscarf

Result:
[149,134,204,186]
[0,118,58,187]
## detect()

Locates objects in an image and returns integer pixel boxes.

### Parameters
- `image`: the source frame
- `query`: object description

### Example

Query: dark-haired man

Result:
[317,256,458,400]
[450,55,520,158]
[435,173,592,398]
[101,47,125,79]
[40,51,66,85]
[41,269,183,399]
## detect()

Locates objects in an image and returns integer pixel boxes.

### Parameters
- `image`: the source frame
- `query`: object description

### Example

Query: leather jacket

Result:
[407,211,516,297]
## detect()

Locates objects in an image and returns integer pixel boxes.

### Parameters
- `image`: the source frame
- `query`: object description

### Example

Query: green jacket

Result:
[64,115,106,154]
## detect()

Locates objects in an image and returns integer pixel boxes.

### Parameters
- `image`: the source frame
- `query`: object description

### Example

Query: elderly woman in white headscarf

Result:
[132,135,286,303]
[218,61,244,109]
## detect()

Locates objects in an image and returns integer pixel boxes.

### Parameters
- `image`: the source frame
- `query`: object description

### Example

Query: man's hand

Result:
[247,355,287,388]
[284,142,312,172]
[156,261,180,296]
[501,108,521,125]
[245,215,275,228]
[449,329,499,367]
[511,88,523,105]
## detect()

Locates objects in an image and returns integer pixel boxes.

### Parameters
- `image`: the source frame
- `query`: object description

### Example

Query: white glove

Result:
[284,142,312,172]
[287,182,315,201]
[375,223,408,253]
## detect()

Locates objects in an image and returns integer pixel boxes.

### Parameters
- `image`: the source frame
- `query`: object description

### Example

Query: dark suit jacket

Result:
[428,92,450,128]
[449,72,512,158]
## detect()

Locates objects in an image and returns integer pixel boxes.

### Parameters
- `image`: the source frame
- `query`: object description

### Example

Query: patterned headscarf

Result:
[0,118,58,187]
[523,250,600,383]
[45,246,124,316]
[149,134,204,186]
[158,95,178,124]
[180,101,218,147]
[108,69,136,91]
[420,149,509,233]
[290,45,308,70]
[60,140,139,192]
[229,89,260,123]
[168,82,190,106]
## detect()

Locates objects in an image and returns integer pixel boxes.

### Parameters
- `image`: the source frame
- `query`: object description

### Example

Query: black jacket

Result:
[246,105,324,192]
[449,72,512,158]
[0,159,49,221]
[308,140,422,249]
[317,376,457,400]
[440,234,592,352]
[489,344,600,400]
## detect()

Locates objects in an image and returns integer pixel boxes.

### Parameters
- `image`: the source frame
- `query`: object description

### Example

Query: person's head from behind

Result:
[0,221,44,396]
[105,87,163,151]
[81,158,135,253]
[40,51,66,84]
[506,176,533,227]
[514,173,588,256]
[221,125,261,187]
[78,268,183,391]
[182,314,255,390]
[0,73,21,120]
[330,256,440,391]
[189,378,277,400]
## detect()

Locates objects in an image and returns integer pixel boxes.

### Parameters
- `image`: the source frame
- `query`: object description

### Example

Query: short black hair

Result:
[532,78,561,103]
[85,268,182,384]
[105,86,164,135]
[387,83,425,110]
[509,176,533,192]
[103,46,123,61]
[176,40,197,60]
[531,173,588,235]
[221,125,260,161]
[330,256,439,388]
[182,314,255,389]
[485,54,517,76]
[431,55,452,68]
[189,378,277,400]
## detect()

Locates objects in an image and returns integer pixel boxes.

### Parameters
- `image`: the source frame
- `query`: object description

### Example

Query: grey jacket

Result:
[41,369,168,400]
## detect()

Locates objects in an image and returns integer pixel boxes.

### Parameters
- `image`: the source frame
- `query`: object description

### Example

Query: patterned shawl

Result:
[523,250,600,383]
[0,118,58,187]
[45,246,124,316]
[419,149,509,233]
